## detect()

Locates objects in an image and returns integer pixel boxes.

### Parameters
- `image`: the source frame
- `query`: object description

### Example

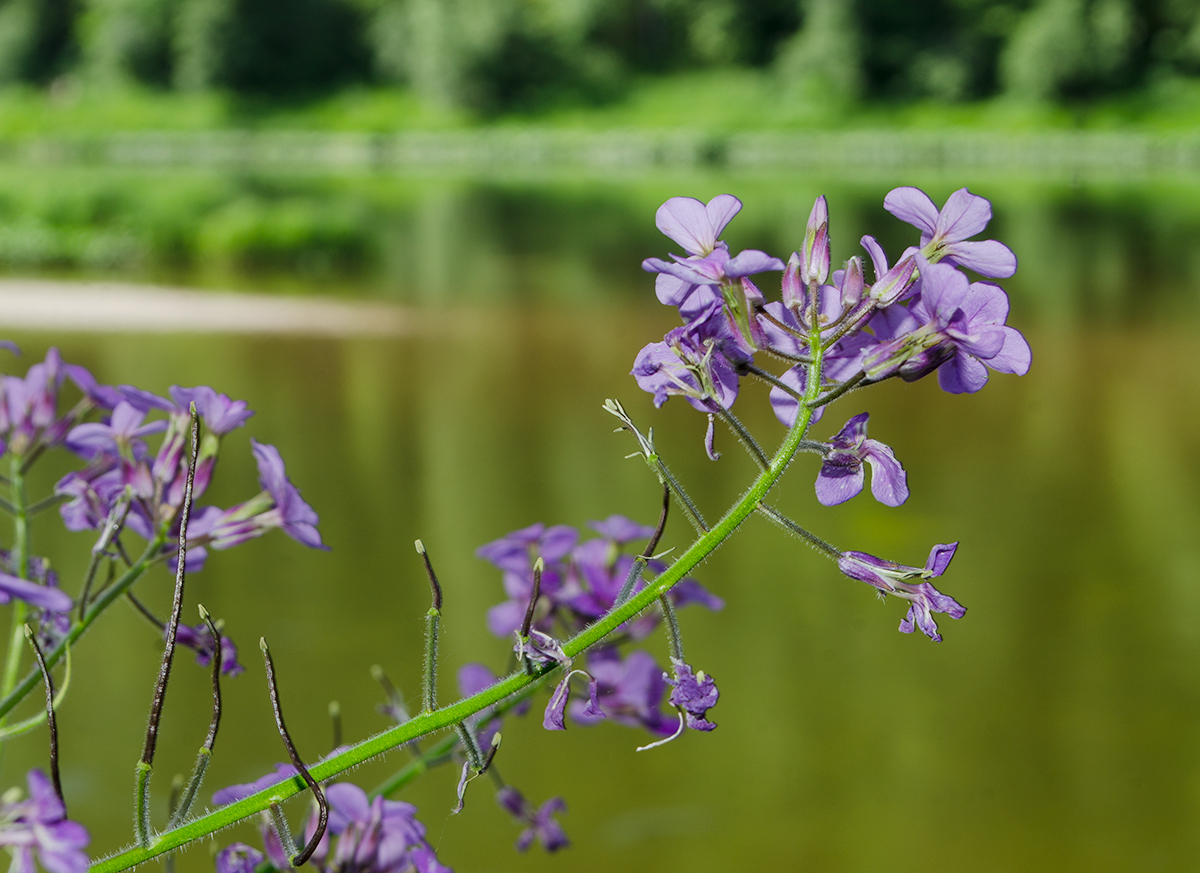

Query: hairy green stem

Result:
[96,335,827,869]
[0,536,165,721]
[0,459,31,752]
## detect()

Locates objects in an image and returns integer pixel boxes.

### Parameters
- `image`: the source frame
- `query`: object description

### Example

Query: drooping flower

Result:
[838,542,965,642]
[249,440,328,550]
[665,658,719,731]
[186,440,329,555]
[543,669,603,731]
[815,413,908,507]
[0,769,90,873]
[884,186,1017,278]
[496,787,569,853]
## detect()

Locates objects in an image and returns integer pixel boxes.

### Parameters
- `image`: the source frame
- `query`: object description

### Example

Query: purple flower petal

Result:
[933,188,992,242]
[945,239,1017,278]
[883,187,939,236]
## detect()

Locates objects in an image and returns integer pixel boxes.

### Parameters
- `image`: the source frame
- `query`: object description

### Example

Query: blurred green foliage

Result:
[3,0,1200,114]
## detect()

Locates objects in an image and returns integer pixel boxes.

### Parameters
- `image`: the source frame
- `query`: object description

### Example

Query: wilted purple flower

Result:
[665,658,719,731]
[496,787,569,853]
[816,413,908,507]
[0,769,90,873]
[884,187,1017,279]
[838,542,965,642]
[544,669,603,731]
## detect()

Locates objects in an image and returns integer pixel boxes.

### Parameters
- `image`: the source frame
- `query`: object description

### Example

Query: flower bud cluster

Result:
[636,188,1031,448]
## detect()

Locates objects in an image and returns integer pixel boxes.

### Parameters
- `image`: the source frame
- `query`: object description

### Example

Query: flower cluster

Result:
[473,516,723,738]
[1,343,327,677]
[635,188,1030,641]
[0,770,89,873]
[214,776,449,873]
[56,383,327,570]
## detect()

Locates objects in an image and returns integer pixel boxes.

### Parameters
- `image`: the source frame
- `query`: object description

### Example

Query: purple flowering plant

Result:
[0,187,1027,871]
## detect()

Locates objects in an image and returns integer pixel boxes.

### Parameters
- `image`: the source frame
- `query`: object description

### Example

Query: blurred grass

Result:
[10,70,1200,138]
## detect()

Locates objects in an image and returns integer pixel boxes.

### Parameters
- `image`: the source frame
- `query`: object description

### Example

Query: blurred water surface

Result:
[2,171,1200,872]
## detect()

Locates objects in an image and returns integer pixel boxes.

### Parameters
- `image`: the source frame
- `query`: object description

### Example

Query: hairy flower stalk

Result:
[92,327,827,870]
[9,188,1025,868]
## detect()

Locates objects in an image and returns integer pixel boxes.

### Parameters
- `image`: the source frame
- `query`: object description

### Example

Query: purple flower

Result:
[642,194,785,317]
[305,782,450,873]
[476,523,577,575]
[496,787,569,853]
[169,386,253,436]
[665,658,719,731]
[884,187,1017,279]
[250,440,328,549]
[815,413,908,507]
[2,348,79,457]
[651,195,741,258]
[632,309,741,414]
[215,844,263,873]
[173,622,244,676]
[0,572,73,613]
[65,401,166,461]
[478,523,576,637]
[862,260,1031,393]
[0,769,90,873]
[567,648,676,736]
[188,441,328,555]
[838,542,965,642]
[544,669,603,731]
[587,515,655,545]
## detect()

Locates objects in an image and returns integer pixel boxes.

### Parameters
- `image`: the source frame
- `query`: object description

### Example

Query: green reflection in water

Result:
[1,174,1199,871]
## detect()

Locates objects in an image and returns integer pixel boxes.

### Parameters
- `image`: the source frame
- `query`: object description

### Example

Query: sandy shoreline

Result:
[0,279,411,337]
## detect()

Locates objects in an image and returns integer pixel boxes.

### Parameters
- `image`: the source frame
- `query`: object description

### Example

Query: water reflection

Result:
[1,175,1199,871]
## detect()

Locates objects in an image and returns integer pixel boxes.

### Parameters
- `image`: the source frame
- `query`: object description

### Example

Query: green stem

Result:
[96,336,828,870]
[0,536,165,721]
[0,458,31,751]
